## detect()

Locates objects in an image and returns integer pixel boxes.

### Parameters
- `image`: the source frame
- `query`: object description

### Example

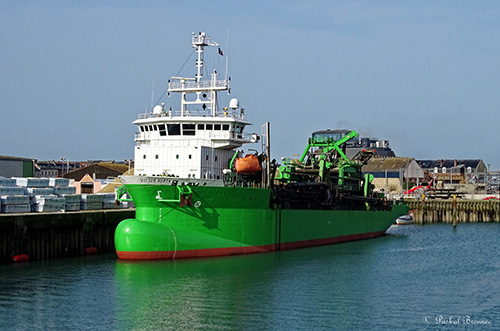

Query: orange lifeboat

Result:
[235,154,262,174]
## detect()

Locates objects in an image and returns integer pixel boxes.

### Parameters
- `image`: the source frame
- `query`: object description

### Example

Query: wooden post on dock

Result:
[452,194,457,227]
[421,193,426,224]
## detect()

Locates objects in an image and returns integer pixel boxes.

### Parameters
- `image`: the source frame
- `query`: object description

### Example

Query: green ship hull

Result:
[115,181,408,260]
[117,32,409,260]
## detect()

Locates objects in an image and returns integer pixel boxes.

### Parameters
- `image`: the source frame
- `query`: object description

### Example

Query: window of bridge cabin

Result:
[158,124,166,136]
[167,124,181,135]
[182,124,196,136]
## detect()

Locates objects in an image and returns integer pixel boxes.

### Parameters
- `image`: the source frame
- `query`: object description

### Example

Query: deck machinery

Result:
[272,130,384,210]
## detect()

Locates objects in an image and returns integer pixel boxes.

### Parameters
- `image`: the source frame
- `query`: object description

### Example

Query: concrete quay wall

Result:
[0,209,134,264]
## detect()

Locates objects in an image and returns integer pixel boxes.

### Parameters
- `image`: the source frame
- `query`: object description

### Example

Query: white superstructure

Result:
[133,32,259,178]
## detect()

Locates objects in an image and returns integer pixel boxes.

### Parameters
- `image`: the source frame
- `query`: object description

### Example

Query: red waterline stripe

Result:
[117,244,276,260]
[279,230,386,250]
[117,231,386,260]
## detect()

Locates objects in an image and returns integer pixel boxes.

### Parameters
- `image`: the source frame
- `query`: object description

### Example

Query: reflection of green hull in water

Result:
[115,180,408,260]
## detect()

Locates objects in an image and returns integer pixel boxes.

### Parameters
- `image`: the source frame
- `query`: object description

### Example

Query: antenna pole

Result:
[151,73,155,108]
[225,29,229,81]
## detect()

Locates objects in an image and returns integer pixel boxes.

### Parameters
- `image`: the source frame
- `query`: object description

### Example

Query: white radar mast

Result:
[168,31,229,117]
[193,32,220,83]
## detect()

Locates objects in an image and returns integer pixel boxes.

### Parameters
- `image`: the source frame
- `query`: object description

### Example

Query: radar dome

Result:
[153,105,163,114]
[229,98,239,110]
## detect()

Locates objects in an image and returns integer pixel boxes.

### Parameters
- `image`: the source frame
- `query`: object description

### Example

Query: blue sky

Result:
[1,1,499,170]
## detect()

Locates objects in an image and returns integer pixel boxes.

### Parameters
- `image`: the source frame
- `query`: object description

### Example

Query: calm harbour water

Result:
[1,223,499,330]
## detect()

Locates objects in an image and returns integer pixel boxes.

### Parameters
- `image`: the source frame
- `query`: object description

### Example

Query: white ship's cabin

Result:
[132,32,261,179]
[133,113,258,179]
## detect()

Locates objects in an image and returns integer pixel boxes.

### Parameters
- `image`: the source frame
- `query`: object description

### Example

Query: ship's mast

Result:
[133,31,258,178]
[193,32,219,83]
[168,32,228,117]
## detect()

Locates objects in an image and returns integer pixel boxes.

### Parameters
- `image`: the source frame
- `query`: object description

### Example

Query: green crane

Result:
[276,130,374,196]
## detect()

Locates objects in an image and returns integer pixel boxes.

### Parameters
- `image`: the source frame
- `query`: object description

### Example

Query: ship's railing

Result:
[134,131,257,143]
[168,80,228,91]
[137,110,246,120]
[134,135,208,145]
[209,131,257,142]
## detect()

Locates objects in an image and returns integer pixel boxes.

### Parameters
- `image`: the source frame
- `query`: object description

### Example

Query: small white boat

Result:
[396,214,413,225]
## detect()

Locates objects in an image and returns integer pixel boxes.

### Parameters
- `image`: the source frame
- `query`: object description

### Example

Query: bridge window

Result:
[167,124,181,135]
[198,124,204,130]
[182,124,196,136]
[158,124,166,136]
[159,125,166,136]
[206,124,213,130]
[214,124,221,130]
[223,124,229,130]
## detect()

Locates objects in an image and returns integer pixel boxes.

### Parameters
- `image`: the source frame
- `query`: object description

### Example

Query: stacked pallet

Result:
[80,194,104,210]
[0,178,31,213]
[0,195,31,213]
[31,196,66,212]
[21,178,67,212]
[0,177,129,214]
[14,178,50,188]
[61,194,82,211]
[102,193,122,209]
